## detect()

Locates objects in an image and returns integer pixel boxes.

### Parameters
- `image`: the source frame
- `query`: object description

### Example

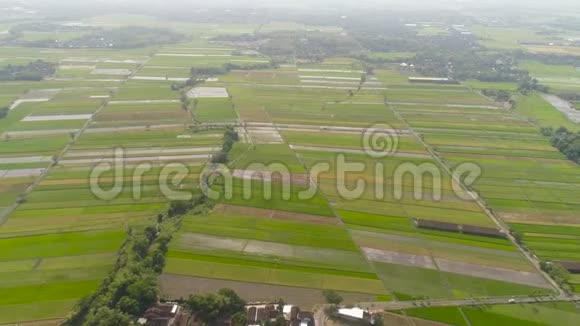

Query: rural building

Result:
[140,303,182,326]
[283,305,299,321]
[416,219,506,239]
[246,303,311,326]
[246,304,276,325]
[461,225,506,238]
[408,77,459,84]
[297,311,314,326]
[415,219,459,232]
[338,307,371,324]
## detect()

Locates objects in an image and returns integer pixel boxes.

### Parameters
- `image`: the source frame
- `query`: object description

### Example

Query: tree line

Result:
[541,127,580,163]
[0,106,8,119]
[212,31,362,62]
[14,26,185,49]
[211,126,240,164]
[0,60,56,81]
[64,192,218,325]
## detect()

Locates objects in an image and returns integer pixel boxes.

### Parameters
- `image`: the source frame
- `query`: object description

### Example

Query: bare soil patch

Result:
[434,258,550,288]
[499,212,580,225]
[362,247,436,270]
[159,274,374,309]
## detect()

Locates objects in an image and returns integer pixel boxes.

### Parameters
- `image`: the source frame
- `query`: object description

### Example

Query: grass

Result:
[164,258,387,295]
[404,306,469,326]
[339,210,414,232]
[0,299,78,324]
[180,213,355,251]
[230,143,306,173]
[520,61,580,79]
[112,82,178,100]
[402,302,580,326]
[0,230,125,260]
[282,130,427,154]
[464,80,519,91]
[0,280,100,306]
[387,88,491,105]
[470,25,551,50]
[0,135,71,155]
[375,262,549,300]
[270,103,406,128]
[195,98,238,122]
[514,93,579,131]
[167,250,376,279]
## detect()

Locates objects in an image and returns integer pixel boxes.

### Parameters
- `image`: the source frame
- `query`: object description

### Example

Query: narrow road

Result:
[357,294,580,312]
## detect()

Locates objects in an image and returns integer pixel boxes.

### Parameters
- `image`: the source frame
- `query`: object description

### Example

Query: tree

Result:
[0,106,9,119]
[372,313,384,326]
[116,296,140,315]
[231,311,248,326]
[84,307,131,326]
[324,304,338,318]
[144,225,158,243]
[151,250,165,273]
[185,289,246,325]
[218,288,246,316]
[168,200,192,217]
[127,278,158,310]
[185,293,224,323]
[211,151,228,164]
[322,289,343,305]
[276,298,285,313]
[512,231,524,244]
[131,236,149,258]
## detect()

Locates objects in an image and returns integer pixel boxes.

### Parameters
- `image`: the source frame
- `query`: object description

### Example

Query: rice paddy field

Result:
[160,62,559,305]
[0,41,230,324]
[395,301,579,326]
[381,73,580,295]
[0,17,578,325]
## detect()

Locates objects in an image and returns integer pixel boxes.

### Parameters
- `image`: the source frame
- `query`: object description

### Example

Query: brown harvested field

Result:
[380,312,414,326]
[159,274,375,309]
[363,247,436,270]
[434,258,550,288]
[219,204,339,225]
[500,212,580,225]
[0,183,29,193]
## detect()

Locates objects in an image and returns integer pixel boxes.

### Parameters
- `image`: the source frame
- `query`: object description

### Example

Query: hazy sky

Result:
[14,0,580,9]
